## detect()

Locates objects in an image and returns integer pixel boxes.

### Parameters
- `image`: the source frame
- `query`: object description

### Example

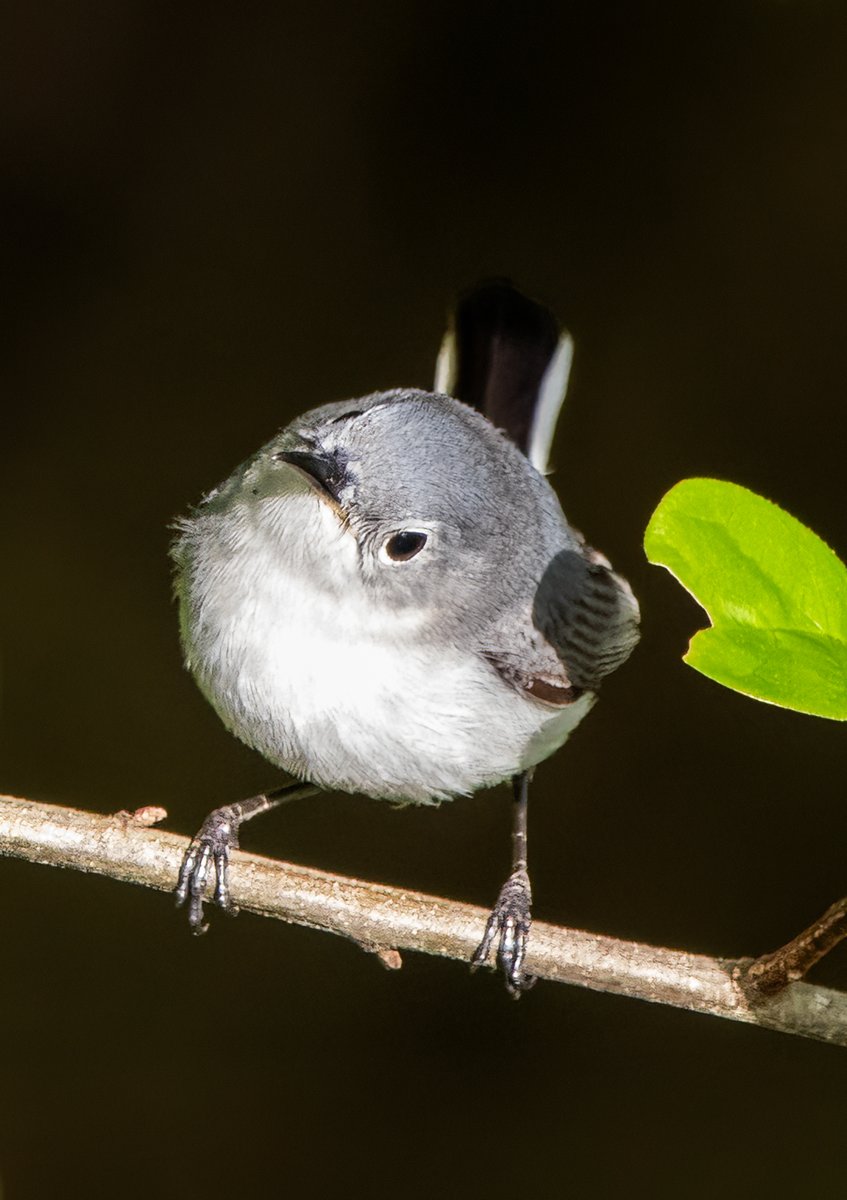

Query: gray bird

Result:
[172,281,639,993]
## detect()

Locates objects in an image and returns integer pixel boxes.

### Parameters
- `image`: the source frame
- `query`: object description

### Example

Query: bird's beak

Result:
[273,449,347,506]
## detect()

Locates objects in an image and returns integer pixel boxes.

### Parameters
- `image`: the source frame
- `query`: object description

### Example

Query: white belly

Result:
[179,494,591,803]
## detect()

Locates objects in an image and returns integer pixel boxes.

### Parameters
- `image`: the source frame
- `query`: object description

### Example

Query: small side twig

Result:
[1,793,846,1047]
[742,897,847,997]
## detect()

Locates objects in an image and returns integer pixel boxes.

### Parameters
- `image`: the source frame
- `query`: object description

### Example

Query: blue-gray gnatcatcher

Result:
[172,281,639,993]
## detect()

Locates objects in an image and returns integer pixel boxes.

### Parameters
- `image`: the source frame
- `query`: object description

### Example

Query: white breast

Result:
[178,490,591,803]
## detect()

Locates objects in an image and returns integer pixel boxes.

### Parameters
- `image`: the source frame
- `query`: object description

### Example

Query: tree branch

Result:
[1,793,845,1046]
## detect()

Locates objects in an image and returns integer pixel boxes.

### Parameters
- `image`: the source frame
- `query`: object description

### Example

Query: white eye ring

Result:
[380,530,429,563]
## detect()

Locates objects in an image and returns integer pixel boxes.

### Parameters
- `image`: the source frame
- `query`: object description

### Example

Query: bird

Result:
[171,280,640,994]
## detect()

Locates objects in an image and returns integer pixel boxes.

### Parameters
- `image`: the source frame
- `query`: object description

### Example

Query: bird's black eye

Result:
[383,531,428,562]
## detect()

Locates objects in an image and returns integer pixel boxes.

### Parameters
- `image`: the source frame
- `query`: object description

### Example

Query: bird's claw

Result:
[471,868,536,997]
[174,805,242,934]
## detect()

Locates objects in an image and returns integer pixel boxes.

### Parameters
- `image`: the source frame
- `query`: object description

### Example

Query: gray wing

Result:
[484,546,640,704]
[535,546,640,692]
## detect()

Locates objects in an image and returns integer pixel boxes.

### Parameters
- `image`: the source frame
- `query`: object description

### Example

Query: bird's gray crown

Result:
[269,388,572,550]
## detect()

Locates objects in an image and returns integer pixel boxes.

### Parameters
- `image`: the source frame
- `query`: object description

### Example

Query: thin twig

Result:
[744,896,847,996]
[0,794,845,1046]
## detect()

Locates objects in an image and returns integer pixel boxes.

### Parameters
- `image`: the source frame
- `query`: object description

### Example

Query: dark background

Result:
[3,3,847,1196]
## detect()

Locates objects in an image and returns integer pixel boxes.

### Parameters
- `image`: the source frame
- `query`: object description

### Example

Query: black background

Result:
[4,3,847,1197]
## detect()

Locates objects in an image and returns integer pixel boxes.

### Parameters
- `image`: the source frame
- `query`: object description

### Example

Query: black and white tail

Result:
[434,280,574,474]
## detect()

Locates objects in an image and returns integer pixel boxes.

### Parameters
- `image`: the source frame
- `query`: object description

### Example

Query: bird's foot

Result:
[471,868,536,997]
[174,804,243,934]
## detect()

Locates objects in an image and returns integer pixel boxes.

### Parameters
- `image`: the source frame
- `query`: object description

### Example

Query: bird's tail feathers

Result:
[434,280,573,474]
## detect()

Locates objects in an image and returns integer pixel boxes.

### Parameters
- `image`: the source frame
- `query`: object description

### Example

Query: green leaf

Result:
[644,478,847,720]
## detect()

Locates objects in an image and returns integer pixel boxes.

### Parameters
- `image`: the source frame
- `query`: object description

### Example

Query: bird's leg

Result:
[175,781,318,934]
[472,771,536,996]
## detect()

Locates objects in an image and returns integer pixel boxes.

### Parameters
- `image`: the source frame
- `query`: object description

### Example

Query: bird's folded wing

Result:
[483,548,640,702]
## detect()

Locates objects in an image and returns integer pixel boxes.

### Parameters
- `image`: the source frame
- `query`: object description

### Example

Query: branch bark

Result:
[1,793,845,1047]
